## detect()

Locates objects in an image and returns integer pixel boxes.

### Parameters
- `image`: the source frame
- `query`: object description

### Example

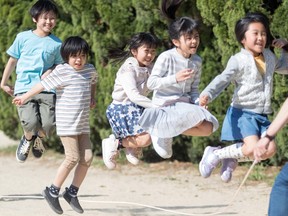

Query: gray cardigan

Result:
[200,48,288,114]
[148,48,202,106]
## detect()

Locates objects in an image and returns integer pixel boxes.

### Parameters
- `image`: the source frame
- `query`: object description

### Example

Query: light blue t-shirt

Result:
[7,30,63,95]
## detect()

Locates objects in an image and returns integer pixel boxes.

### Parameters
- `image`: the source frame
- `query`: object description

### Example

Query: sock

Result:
[68,185,79,197]
[214,143,244,159]
[49,184,60,197]
[117,138,124,150]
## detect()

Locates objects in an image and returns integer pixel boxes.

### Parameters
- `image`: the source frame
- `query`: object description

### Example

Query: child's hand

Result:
[176,68,193,83]
[199,94,209,107]
[12,96,26,106]
[1,85,14,97]
[272,39,288,49]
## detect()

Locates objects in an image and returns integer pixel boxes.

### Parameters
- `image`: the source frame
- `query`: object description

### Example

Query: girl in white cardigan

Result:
[102,32,160,169]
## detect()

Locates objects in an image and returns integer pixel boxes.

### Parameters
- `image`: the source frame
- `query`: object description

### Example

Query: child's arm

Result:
[254,98,288,161]
[12,83,44,105]
[1,57,17,96]
[41,65,57,80]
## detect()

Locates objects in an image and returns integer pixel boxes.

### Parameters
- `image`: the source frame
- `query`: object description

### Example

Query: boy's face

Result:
[68,52,87,71]
[33,11,57,36]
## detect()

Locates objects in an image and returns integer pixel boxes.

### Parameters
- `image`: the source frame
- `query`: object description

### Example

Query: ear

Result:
[32,17,37,23]
[131,48,137,57]
[172,39,180,48]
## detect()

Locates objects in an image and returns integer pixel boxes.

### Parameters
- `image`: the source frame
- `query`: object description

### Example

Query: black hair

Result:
[60,36,90,63]
[30,0,59,21]
[161,0,199,40]
[108,32,160,64]
[235,12,273,48]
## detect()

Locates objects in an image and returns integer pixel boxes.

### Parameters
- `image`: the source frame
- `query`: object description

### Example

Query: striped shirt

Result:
[41,63,97,136]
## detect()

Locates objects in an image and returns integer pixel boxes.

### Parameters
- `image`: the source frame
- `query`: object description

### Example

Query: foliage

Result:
[0,0,288,165]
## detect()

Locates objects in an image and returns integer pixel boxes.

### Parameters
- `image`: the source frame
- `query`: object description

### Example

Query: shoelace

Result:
[19,140,31,154]
[33,137,45,153]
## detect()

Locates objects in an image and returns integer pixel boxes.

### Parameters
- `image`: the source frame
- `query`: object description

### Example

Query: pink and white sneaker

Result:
[199,146,221,178]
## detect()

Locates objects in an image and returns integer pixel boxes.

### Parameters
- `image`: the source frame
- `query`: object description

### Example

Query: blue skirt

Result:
[138,102,219,138]
[106,102,146,139]
[221,106,270,141]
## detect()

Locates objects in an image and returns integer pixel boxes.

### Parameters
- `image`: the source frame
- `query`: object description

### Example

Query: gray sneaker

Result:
[199,146,221,178]
[63,187,84,214]
[16,135,35,163]
[220,158,238,183]
[42,187,63,214]
[32,136,45,158]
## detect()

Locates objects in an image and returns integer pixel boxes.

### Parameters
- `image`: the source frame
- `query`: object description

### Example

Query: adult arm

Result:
[254,98,288,161]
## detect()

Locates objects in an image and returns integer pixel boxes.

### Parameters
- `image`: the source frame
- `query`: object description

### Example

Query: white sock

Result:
[214,143,244,159]
[214,143,253,162]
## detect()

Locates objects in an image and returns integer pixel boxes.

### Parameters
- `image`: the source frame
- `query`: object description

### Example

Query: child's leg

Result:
[43,135,79,214]
[182,120,213,136]
[37,93,56,137]
[122,133,151,165]
[122,132,151,148]
[62,134,92,214]
[52,136,80,188]
[70,134,93,188]
[16,99,41,162]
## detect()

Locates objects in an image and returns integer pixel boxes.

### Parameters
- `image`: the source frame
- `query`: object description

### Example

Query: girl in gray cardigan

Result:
[199,12,288,183]
[138,0,219,159]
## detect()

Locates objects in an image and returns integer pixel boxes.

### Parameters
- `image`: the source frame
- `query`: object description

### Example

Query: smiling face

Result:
[68,52,87,71]
[33,11,57,37]
[241,22,267,56]
[172,30,200,58]
[131,44,157,67]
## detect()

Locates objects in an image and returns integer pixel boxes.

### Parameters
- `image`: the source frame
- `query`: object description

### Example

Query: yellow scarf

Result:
[254,54,266,75]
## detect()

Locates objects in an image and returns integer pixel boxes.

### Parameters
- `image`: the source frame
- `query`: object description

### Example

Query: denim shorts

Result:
[221,106,270,142]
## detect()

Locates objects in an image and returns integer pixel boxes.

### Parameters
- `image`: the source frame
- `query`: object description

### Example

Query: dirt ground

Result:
[0,132,279,216]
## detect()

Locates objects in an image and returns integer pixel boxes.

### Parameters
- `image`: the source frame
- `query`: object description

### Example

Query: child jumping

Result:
[138,0,219,159]
[199,12,288,183]
[102,32,159,169]
[1,0,63,162]
[13,36,98,214]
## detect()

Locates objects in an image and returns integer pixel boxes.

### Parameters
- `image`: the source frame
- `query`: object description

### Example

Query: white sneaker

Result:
[102,134,119,169]
[151,135,173,159]
[125,147,142,165]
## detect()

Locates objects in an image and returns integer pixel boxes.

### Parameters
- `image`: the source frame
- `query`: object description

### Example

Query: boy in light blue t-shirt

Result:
[0,0,63,163]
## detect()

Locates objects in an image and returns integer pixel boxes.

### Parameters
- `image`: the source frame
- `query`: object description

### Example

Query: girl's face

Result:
[68,52,87,71]
[241,22,267,56]
[131,45,157,67]
[33,11,57,37]
[173,30,200,58]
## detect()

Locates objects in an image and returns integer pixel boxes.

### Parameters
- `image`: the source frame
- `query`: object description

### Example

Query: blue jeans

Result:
[268,163,288,215]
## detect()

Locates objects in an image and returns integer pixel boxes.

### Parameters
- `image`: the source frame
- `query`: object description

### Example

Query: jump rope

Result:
[0,160,258,215]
